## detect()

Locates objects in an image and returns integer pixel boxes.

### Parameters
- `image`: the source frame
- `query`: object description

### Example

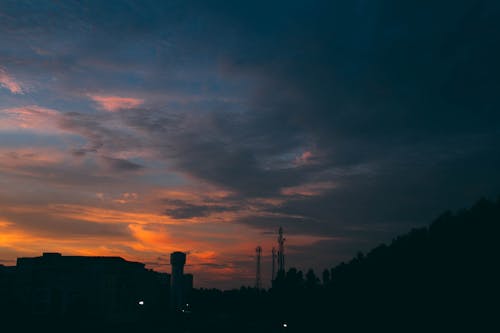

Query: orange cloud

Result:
[0,218,103,257]
[0,176,338,289]
[190,250,217,260]
[0,202,335,288]
[0,68,23,94]
[88,94,144,111]
[127,224,175,252]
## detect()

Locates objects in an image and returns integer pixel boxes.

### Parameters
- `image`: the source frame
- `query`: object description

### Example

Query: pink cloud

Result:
[0,68,24,94]
[88,94,144,112]
[0,147,66,167]
[0,106,61,133]
[294,150,314,166]
[293,149,327,167]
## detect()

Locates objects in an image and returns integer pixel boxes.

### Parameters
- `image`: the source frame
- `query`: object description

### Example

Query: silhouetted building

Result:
[0,264,16,315]
[183,273,193,301]
[170,252,192,310]
[7,252,170,322]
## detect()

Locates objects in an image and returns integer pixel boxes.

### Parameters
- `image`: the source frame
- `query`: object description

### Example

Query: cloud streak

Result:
[0,106,61,133]
[0,68,23,94]
[88,94,144,111]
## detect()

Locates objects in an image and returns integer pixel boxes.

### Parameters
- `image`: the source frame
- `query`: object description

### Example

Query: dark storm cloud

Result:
[120,0,500,236]
[239,140,500,241]
[171,139,307,197]
[119,107,314,196]
[192,0,500,231]
[145,0,500,207]
[204,1,500,144]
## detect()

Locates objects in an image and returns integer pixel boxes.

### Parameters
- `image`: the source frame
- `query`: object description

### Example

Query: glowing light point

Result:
[138,300,144,305]
[283,323,288,328]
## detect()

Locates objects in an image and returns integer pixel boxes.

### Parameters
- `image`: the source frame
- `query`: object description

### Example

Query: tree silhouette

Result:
[305,269,319,289]
[322,269,330,285]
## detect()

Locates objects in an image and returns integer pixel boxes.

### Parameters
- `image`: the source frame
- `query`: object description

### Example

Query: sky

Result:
[1,0,499,289]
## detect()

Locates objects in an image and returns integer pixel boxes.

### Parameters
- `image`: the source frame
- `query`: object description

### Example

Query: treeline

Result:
[191,197,499,332]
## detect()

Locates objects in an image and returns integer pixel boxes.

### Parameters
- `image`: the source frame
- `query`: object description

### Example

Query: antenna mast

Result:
[255,246,262,289]
[277,226,285,274]
[271,247,277,281]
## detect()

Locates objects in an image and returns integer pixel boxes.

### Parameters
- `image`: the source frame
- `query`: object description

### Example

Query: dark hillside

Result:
[269,197,499,331]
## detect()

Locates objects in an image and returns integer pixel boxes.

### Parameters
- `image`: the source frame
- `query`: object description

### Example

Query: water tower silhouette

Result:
[170,251,186,310]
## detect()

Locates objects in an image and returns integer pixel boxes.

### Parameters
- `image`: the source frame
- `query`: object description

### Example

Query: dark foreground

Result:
[2,197,498,332]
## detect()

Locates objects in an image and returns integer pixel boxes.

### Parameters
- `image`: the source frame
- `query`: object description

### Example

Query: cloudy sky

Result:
[1,0,499,289]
